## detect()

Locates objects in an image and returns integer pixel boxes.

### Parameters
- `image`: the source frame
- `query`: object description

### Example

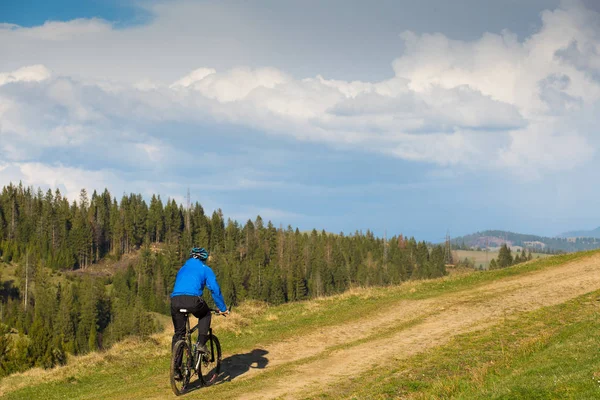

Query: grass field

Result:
[1,250,600,399]
[453,249,551,269]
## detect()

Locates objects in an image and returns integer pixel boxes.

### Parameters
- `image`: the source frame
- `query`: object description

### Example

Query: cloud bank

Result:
[0,0,599,202]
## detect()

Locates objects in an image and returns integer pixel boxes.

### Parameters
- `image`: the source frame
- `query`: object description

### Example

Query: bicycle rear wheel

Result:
[170,340,192,396]
[198,335,221,385]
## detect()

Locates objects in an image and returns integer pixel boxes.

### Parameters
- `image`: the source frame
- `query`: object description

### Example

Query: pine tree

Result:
[0,324,13,376]
[110,197,123,256]
[210,209,225,254]
[497,244,513,268]
[192,202,209,248]
[428,245,447,278]
[147,194,165,243]
[55,283,77,353]
[28,315,51,367]
[88,319,98,351]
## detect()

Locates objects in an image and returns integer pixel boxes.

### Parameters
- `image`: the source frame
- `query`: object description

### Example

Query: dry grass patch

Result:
[212,300,269,334]
[265,313,278,321]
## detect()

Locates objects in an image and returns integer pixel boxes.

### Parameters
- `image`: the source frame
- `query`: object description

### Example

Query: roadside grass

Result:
[1,250,598,399]
[320,291,600,400]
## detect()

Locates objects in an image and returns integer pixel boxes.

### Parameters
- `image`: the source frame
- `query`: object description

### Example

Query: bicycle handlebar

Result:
[210,308,230,317]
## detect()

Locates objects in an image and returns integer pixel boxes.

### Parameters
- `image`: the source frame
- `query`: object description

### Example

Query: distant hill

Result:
[450,230,600,253]
[559,226,600,239]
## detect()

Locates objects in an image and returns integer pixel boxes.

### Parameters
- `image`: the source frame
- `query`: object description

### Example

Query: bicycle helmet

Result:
[190,247,209,261]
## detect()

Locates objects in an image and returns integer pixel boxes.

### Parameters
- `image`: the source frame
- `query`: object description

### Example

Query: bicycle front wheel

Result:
[199,335,221,385]
[170,340,192,396]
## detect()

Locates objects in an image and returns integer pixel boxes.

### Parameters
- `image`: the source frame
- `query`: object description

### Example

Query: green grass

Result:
[320,291,600,399]
[1,250,598,400]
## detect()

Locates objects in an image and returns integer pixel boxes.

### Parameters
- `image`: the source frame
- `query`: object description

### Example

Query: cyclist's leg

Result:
[191,298,211,347]
[170,296,188,349]
[171,295,198,369]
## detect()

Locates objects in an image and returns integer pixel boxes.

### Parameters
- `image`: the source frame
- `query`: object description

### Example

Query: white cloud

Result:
[17,18,113,41]
[497,119,595,177]
[0,161,195,204]
[0,0,599,181]
[178,67,290,103]
[0,64,51,86]
[0,162,116,201]
[170,68,216,88]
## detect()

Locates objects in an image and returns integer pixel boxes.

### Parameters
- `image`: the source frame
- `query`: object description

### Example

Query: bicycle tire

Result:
[170,340,192,396]
[198,334,221,385]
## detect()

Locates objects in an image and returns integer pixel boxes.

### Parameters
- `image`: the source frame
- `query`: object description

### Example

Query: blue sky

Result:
[0,0,148,27]
[1,0,600,241]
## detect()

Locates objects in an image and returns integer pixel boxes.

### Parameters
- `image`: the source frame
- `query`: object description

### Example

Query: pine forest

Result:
[0,182,447,376]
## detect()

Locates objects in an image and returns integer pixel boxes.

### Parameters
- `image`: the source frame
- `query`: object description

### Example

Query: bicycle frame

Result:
[183,312,218,368]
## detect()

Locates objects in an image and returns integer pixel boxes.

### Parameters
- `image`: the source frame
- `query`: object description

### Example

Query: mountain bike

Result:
[170,308,224,396]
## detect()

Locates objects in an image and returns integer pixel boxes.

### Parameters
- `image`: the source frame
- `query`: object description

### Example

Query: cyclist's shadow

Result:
[185,348,269,392]
[217,348,269,383]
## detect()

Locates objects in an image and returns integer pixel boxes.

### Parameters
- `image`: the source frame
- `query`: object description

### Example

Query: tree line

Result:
[451,230,600,253]
[0,182,448,375]
[0,263,159,376]
[488,244,533,270]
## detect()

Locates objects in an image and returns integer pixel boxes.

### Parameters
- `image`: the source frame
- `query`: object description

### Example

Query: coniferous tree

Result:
[0,324,13,376]
[497,244,513,268]
[147,194,164,243]
[110,198,123,256]
[55,282,78,353]
[210,209,225,254]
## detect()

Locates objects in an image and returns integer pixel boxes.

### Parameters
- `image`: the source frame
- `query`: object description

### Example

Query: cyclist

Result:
[171,247,229,379]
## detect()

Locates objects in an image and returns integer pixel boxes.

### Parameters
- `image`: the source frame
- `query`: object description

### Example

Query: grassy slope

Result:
[1,250,598,399]
[327,290,600,399]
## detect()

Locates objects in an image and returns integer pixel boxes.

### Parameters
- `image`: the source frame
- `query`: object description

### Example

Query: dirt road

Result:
[210,253,600,399]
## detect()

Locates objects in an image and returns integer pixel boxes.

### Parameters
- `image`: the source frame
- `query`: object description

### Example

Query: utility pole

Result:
[445,230,452,265]
[383,229,388,263]
[185,188,191,233]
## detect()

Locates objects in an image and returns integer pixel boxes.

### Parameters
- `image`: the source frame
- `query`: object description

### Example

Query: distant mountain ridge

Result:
[558,227,600,239]
[450,230,600,253]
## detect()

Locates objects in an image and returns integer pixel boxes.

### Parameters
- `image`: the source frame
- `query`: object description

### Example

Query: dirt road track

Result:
[219,254,600,399]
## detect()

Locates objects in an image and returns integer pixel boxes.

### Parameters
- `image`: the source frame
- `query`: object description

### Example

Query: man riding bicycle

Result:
[171,247,229,379]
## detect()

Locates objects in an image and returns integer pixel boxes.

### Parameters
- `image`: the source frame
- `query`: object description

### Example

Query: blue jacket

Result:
[171,258,227,312]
